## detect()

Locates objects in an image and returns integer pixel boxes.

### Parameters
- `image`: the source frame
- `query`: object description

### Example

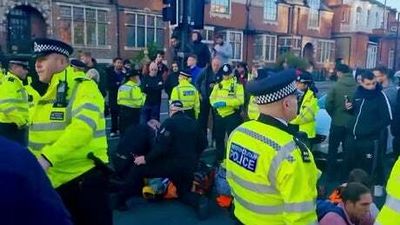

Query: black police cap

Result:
[33,38,73,58]
[246,69,297,105]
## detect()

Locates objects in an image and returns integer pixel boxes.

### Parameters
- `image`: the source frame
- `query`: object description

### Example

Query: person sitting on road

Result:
[320,182,374,225]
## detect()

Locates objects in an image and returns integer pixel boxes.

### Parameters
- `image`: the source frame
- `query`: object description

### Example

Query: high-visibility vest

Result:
[0,72,29,127]
[247,96,259,120]
[226,117,319,225]
[210,77,244,118]
[29,69,108,188]
[290,88,319,138]
[117,80,146,108]
[170,79,200,118]
[375,158,400,225]
[24,76,41,114]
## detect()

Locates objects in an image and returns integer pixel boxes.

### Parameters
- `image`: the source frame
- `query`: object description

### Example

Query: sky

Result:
[382,0,400,11]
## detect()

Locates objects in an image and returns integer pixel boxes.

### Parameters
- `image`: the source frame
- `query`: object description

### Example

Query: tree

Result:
[275,52,310,71]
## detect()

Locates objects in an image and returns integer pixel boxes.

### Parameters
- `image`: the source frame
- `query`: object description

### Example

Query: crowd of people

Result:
[0,29,399,225]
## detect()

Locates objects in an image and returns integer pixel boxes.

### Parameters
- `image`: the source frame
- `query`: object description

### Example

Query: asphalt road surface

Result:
[108,81,343,225]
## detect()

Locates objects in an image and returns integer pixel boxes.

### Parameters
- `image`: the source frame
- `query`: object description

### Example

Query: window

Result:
[308,0,320,28]
[264,0,277,21]
[366,43,377,69]
[375,12,380,28]
[211,0,230,14]
[59,5,108,47]
[316,40,334,63]
[388,49,395,69]
[278,36,301,55]
[222,30,243,61]
[125,13,164,48]
[199,26,215,50]
[356,7,362,26]
[254,35,277,62]
[367,10,371,27]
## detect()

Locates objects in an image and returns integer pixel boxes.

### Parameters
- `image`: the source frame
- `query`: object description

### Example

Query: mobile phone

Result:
[344,95,350,102]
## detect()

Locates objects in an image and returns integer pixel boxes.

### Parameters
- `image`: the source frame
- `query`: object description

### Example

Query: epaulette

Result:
[74,76,90,83]
[7,77,15,82]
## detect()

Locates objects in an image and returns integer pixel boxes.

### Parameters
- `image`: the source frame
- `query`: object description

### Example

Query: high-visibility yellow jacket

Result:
[170,79,200,118]
[226,115,319,225]
[29,69,108,188]
[210,77,244,118]
[24,76,41,115]
[0,72,29,127]
[247,96,259,120]
[290,89,319,138]
[117,80,146,108]
[375,158,400,225]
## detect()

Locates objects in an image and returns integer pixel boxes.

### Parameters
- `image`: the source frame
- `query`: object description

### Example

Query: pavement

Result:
[108,80,370,225]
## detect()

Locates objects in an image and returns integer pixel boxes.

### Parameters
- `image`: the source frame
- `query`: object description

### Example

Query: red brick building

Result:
[326,0,398,69]
[0,0,398,70]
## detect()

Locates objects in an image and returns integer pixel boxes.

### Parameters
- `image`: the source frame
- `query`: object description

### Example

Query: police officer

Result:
[115,100,208,217]
[29,38,111,225]
[117,70,146,136]
[246,68,272,120]
[289,70,319,146]
[210,64,244,162]
[375,157,400,225]
[0,58,30,145]
[170,70,200,119]
[226,69,319,225]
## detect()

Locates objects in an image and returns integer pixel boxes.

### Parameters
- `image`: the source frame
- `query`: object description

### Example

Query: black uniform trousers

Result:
[120,160,201,209]
[198,99,211,137]
[326,125,347,181]
[108,89,120,133]
[56,168,112,225]
[0,123,27,146]
[214,112,242,162]
[344,132,386,185]
[119,106,141,137]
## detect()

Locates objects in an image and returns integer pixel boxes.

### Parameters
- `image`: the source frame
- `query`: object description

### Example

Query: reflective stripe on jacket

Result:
[0,72,29,127]
[375,158,400,225]
[170,79,200,118]
[290,89,319,138]
[226,118,319,225]
[210,77,244,118]
[117,80,146,108]
[29,69,108,188]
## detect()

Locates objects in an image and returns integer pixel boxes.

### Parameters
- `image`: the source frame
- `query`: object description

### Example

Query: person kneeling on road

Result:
[115,100,209,218]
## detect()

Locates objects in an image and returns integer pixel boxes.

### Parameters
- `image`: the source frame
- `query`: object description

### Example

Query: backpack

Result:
[316,200,350,225]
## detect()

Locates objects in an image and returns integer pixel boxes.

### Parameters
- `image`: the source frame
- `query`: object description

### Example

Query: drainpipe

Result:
[114,0,121,57]
[394,12,400,71]
[245,0,251,63]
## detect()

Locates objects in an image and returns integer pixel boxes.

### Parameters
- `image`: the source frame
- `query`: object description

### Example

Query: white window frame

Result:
[124,12,164,49]
[355,7,362,26]
[264,0,277,21]
[210,0,231,15]
[199,26,215,51]
[254,34,277,63]
[388,49,395,69]
[222,30,243,62]
[317,40,335,64]
[57,3,110,48]
[366,42,378,69]
[308,0,320,29]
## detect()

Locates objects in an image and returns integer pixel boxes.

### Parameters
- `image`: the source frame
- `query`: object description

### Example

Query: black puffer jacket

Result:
[347,85,392,139]
[189,32,211,68]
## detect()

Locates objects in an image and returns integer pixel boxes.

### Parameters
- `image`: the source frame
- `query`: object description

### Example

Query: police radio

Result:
[53,70,69,108]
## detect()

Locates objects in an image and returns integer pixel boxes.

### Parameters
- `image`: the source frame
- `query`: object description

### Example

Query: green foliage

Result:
[132,42,162,66]
[275,52,310,71]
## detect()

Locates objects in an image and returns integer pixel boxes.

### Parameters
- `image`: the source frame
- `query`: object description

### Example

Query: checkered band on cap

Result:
[33,42,71,57]
[255,81,296,104]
